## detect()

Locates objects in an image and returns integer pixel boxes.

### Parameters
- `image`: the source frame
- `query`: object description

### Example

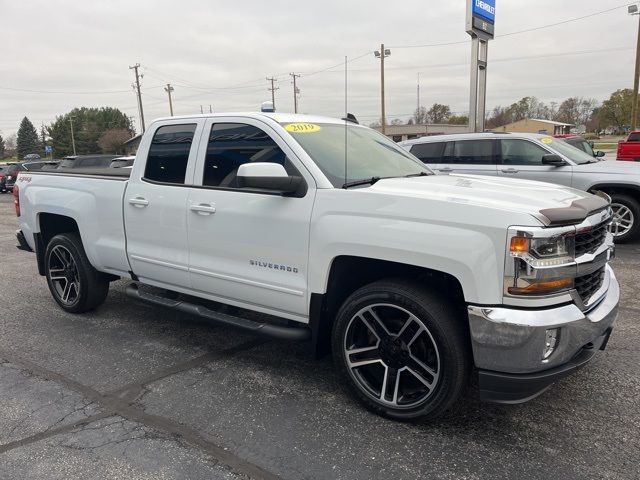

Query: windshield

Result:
[542,137,597,164]
[565,138,595,156]
[282,122,430,187]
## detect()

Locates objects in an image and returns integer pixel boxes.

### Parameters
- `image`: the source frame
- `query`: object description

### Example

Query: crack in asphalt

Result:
[0,338,283,480]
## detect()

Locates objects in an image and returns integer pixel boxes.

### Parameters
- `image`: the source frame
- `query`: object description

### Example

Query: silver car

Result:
[400,132,640,242]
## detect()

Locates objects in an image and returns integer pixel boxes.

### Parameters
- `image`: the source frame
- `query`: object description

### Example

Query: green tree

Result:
[17,117,40,159]
[599,89,633,133]
[448,115,469,125]
[48,107,134,156]
[0,135,5,158]
[426,103,451,124]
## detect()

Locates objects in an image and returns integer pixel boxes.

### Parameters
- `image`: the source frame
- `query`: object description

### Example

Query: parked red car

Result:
[617,131,640,162]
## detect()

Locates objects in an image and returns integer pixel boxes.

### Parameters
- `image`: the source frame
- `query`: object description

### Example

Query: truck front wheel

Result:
[608,193,640,243]
[332,279,469,421]
[44,233,109,313]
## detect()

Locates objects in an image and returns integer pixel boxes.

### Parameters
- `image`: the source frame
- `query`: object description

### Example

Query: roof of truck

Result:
[151,112,364,126]
[399,132,551,146]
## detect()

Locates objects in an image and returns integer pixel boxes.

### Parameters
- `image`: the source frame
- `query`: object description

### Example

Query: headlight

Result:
[509,234,574,268]
[505,229,576,297]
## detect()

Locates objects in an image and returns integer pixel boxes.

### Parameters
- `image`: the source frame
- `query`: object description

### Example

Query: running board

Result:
[125,284,310,341]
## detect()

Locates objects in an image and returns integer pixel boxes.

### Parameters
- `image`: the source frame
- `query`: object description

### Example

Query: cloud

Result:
[0,0,635,137]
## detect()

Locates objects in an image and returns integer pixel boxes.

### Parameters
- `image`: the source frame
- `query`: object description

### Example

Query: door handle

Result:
[128,197,149,207]
[501,168,519,173]
[438,167,453,173]
[190,203,216,215]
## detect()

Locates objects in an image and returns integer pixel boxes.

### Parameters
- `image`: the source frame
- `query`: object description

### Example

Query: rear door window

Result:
[410,142,445,164]
[628,132,640,142]
[144,124,197,184]
[445,140,494,164]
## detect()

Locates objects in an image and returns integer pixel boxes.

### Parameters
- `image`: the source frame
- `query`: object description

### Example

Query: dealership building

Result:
[373,123,469,142]
[492,118,574,135]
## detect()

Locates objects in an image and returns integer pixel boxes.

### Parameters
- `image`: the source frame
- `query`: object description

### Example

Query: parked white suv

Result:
[401,133,640,242]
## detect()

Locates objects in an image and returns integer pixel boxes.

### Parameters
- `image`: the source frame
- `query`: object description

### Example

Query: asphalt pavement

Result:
[0,193,638,480]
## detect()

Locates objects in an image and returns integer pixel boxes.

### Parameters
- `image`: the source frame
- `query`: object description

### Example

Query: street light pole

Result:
[630,4,640,130]
[69,116,76,156]
[374,44,391,135]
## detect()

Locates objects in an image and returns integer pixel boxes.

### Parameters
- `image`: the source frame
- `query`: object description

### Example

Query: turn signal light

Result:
[510,236,530,254]
[508,278,573,295]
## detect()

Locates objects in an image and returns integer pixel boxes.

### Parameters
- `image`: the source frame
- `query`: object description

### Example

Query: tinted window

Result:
[501,139,550,165]
[203,123,288,188]
[144,124,196,184]
[445,140,494,164]
[24,162,44,170]
[628,132,640,142]
[410,142,445,164]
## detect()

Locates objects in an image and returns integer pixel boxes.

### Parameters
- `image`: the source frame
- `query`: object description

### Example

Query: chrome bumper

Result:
[468,264,619,375]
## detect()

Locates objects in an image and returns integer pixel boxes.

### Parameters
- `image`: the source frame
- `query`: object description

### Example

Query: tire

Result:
[44,233,110,313]
[608,193,640,243]
[331,279,470,421]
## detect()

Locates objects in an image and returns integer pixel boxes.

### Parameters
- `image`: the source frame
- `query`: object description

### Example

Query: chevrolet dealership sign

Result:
[466,0,496,39]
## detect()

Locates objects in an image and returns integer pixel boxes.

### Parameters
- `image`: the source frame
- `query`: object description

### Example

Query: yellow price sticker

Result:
[285,123,321,133]
[540,137,553,144]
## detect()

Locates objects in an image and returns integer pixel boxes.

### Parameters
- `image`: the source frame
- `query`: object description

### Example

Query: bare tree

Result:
[97,128,132,154]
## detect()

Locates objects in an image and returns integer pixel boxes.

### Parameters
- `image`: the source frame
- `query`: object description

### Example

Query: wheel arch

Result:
[309,255,466,359]
[588,183,640,201]
[36,213,81,276]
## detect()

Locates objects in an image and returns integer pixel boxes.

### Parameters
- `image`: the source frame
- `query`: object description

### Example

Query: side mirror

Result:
[542,154,567,166]
[595,151,605,158]
[236,162,302,195]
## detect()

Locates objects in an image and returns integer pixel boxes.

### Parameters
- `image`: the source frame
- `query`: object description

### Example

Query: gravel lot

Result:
[0,192,638,480]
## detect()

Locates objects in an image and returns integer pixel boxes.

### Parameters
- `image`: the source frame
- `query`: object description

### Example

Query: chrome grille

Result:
[575,221,608,256]
[575,267,605,304]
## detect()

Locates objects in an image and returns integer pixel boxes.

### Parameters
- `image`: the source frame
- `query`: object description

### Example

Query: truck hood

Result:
[573,159,640,175]
[368,174,609,226]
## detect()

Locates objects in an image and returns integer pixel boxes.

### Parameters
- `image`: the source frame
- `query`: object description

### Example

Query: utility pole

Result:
[374,44,391,134]
[290,73,301,113]
[164,83,174,116]
[417,72,421,113]
[200,105,204,114]
[266,77,279,112]
[209,105,212,113]
[69,116,77,156]
[630,4,640,130]
[129,63,145,132]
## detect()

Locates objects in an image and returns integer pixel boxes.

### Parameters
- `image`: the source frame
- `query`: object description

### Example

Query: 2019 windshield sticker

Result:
[284,123,321,133]
[250,260,299,273]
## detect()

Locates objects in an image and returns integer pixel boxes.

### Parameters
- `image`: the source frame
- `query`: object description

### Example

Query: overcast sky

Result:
[0,0,636,138]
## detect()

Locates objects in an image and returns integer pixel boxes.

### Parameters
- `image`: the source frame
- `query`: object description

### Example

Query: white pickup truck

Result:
[14,113,619,420]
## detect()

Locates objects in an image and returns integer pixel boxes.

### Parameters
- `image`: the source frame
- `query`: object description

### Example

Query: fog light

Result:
[543,328,559,360]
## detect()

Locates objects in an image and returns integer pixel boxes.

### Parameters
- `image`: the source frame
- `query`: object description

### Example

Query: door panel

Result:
[125,122,202,287]
[187,119,315,317]
[497,138,573,186]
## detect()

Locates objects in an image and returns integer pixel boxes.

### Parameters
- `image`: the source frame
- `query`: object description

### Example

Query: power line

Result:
[390,2,631,49]
[0,85,162,94]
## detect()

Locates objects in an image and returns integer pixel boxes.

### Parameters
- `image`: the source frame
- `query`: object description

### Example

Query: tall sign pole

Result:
[466,0,496,132]
[630,4,640,131]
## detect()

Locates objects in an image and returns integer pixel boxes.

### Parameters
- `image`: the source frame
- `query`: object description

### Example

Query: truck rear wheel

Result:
[44,233,109,313]
[608,193,640,243]
[331,279,469,421]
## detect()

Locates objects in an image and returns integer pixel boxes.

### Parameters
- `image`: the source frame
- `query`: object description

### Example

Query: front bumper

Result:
[468,264,619,403]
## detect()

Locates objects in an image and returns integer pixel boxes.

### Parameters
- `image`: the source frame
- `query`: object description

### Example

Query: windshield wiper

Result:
[342,176,381,189]
[404,171,430,177]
